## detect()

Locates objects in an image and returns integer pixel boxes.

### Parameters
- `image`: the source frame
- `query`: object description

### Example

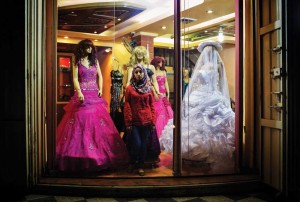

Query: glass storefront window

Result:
[43,0,238,178]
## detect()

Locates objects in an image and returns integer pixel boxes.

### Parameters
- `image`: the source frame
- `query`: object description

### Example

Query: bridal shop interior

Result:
[51,0,237,177]
[19,0,300,199]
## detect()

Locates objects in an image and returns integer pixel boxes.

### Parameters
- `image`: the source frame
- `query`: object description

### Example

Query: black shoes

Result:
[127,163,145,176]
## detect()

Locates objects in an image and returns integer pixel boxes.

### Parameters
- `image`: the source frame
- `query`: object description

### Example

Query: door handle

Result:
[269,102,283,110]
[270,67,282,78]
[272,46,282,53]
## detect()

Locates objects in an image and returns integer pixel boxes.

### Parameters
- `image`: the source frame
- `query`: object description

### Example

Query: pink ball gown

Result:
[55,62,128,172]
[153,75,173,139]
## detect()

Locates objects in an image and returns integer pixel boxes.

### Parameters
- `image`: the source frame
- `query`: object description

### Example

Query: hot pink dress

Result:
[153,75,174,139]
[55,62,128,172]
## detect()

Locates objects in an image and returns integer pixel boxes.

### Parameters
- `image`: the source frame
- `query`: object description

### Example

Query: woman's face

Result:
[133,67,144,81]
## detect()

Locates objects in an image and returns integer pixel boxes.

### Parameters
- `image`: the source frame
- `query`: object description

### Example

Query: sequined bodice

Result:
[157,75,166,94]
[78,62,98,90]
[198,69,218,91]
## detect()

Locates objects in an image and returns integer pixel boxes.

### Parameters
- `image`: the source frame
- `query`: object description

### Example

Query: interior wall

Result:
[220,43,236,100]
[98,52,113,109]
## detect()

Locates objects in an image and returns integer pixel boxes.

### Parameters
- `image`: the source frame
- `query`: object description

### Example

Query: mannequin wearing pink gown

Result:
[154,74,173,138]
[151,56,174,139]
[55,39,128,172]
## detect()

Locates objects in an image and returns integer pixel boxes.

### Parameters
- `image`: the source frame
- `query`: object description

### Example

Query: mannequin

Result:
[150,56,173,138]
[159,41,235,172]
[55,39,128,172]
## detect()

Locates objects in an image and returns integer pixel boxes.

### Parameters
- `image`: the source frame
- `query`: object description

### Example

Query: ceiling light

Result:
[218,27,224,42]
[162,26,166,29]
[207,10,213,14]
[105,48,112,53]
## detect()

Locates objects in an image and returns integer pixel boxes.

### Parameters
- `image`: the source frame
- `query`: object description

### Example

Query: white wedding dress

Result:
[159,42,235,170]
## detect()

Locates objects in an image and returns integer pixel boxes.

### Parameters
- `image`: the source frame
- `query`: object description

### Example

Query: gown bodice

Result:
[197,69,219,92]
[110,70,124,111]
[78,62,98,91]
[156,75,167,94]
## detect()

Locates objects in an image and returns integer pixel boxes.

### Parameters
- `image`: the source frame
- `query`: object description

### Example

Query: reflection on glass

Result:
[57,54,74,105]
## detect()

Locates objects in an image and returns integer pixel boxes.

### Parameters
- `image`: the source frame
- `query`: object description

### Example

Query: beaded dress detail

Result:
[55,62,128,172]
[110,70,124,132]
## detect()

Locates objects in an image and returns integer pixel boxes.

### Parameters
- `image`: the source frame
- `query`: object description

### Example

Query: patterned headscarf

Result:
[130,64,152,94]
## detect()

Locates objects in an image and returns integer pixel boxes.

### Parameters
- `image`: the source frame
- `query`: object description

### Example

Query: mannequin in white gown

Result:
[159,41,235,171]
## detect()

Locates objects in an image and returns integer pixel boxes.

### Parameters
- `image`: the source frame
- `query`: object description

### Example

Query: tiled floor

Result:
[19,192,277,202]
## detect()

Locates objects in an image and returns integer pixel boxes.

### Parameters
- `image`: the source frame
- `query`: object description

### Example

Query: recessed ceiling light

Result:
[105,48,112,52]
[162,26,166,29]
[64,36,68,39]
[207,10,213,14]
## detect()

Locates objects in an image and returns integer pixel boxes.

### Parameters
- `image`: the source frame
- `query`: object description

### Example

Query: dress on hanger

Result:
[110,69,124,132]
[55,62,128,172]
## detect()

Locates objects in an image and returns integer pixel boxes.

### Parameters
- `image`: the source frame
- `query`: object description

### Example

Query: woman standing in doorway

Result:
[123,64,156,176]
[124,46,161,163]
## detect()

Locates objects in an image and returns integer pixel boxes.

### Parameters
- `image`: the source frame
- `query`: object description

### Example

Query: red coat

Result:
[123,85,156,128]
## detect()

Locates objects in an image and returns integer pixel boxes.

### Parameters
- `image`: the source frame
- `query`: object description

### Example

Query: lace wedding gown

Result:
[159,43,235,170]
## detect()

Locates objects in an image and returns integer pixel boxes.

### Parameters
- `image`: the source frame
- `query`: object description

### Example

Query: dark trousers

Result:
[128,125,151,168]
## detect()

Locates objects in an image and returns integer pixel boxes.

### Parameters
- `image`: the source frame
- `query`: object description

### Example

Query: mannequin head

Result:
[183,67,189,78]
[128,46,150,67]
[150,56,163,70]
[74,39,97,65]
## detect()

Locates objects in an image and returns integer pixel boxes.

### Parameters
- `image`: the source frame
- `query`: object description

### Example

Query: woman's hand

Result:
[126,126,132,134]
[151,125,156,133]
